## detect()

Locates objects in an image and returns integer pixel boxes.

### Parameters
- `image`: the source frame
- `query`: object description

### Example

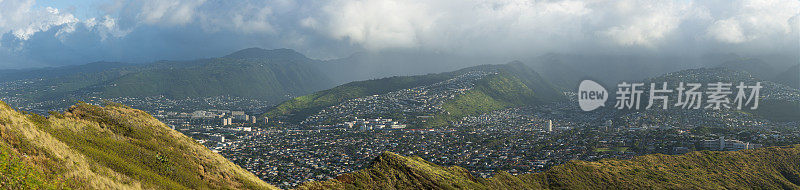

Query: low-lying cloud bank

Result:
[0,0,797,68]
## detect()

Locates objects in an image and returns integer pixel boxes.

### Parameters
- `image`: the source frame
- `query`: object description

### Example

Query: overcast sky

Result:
[0,0,798,69]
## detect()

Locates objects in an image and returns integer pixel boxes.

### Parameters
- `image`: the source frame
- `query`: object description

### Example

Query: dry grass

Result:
[0,102,141,189]
[0,101,276,190]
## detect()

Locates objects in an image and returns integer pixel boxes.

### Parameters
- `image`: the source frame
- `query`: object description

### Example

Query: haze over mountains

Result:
[1,1,798,189]
[641,67,800,121]
[266,61,565,127]
[99,52,331,100]
[1,47,797,121]
[527,53,800,91]
[777,64,800,89]
[3,47,797,100]
[0,49,797,189]
[0,48,335,106]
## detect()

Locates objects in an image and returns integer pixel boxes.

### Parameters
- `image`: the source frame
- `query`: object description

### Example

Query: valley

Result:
[1,48,798,189]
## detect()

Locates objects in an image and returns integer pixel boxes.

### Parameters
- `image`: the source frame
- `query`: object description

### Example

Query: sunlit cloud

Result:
[0,0,797,68]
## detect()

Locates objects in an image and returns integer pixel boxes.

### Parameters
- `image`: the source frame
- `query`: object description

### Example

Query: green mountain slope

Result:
[264,66,480,122]
[4,62,142,105]
[99,56,331,101]
[0,101,276,189]
[96,48,332,101]
[645,67,800,121]
[442,62,563,118]
[296,152,488,190]
[776,64,799,89]
[716,58,776,78]
[223,48,313,62]
[266,62,563,124]
[4,48,333,107]
[0,61,137,83]
[298,145,800,190]
[529,54,587,92]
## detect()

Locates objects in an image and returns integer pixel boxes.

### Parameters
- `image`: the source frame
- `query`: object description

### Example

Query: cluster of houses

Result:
[342,117,407,130]
[702,136,762,151]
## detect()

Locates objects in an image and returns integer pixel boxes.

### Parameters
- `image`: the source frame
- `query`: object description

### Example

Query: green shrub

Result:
[26,113,49,127]
[0,144,54,189]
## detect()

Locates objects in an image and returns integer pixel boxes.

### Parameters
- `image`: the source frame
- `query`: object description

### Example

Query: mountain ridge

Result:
[298,145,800,189]
[0,61,138,83]
[97,57,332,100]
[2,48,335,105]
[265,62,564,125]
[644,67,800,121]
[776,64,799,89]
[223,48,313,62]
[0,101,277,189]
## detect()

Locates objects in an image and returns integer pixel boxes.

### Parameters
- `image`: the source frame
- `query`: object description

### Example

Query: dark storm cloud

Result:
[0,0,797,69]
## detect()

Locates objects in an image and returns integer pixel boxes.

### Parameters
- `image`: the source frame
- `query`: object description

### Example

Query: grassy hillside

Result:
[0,101,276,189]
[645,67,800,121]
[0,144,54,189]
[266,62,563,124]
[298,145,800,189]
[100,57,331,101]
[0,61,137,83]
[443,62,563,118]
[5,63,142,105]
[265,71,462,122]
[775,64,799,89]
[296,152,487,190]
[5,48,333,106]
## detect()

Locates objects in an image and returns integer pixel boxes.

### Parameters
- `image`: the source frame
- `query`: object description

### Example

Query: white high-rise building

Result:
[547,120,553,132]
[221,117,232,125]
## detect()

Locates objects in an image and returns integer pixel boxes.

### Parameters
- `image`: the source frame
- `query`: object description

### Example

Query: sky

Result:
[0,0,798,69]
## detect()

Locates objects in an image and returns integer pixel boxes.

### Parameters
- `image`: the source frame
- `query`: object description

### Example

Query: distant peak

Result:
[507,60,525,65]
[375,151,403,160]
[223,47,309,61]
[369,151,418,168]
[373,151,404,163]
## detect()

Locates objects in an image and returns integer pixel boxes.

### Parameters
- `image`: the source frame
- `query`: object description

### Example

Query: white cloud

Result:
[0,0,798,68]
[0,0,78,40]
[117,0,280,34]
[597,0,701,47]
[304,0,798,55]
[704,0,800,44]
[90,15,129,41]
[306,0,707,53]
[320,0,437,49]
[139,0,205,25]
[4,0,797,53]
[448,0,591,53]
[230,5,276,34]
[309,0,596,53]
[0,0,35,36]
[707,19,747,43]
